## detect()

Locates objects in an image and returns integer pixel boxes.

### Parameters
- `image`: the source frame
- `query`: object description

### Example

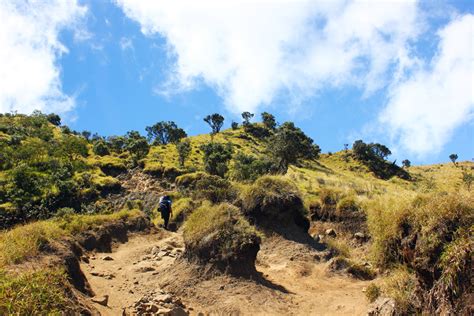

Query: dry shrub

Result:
[240,175,309,231]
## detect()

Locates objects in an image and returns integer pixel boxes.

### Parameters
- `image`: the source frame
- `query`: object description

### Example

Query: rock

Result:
[148,304,159,313]
[168,307,188,316]
[312,234,320,242]
[325,228,337,237]
[155,294,173,303]
[158,251,170,257]
[101,255,114,261]
[354,232,367,241]
[367,297,396,316]
[136,266,156,273]
[327,257,350,272]
[91,295,109,306]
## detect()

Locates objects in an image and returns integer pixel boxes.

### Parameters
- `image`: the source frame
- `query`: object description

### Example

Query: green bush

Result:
[176,172,236,203]
[231,153,273,181]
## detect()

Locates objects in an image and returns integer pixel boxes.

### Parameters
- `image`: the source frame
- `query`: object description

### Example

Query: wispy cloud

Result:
[0,0,87,114]
[119,37,133,51]
[380,14,474,158]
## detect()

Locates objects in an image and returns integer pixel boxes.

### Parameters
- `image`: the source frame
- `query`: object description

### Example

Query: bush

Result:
[231,153,273,181]
[200,142,233,177]
[240,176,309,231]
[183,202,261,275]
[93,140,110,156]
[365,283,381,302]
[176,172,236,203]
[367,192,474,314]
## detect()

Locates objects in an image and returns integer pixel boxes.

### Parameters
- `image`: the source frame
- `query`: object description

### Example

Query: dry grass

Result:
[0,268,73,315]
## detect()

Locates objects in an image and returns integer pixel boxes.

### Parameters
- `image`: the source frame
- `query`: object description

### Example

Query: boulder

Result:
[91,295,109,306]
[367,297,396,316]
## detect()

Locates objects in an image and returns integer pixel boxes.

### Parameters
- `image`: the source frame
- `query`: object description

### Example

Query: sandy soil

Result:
[81,229,371,315]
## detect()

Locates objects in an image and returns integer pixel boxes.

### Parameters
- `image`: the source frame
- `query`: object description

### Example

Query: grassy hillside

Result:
[0,112,472,314]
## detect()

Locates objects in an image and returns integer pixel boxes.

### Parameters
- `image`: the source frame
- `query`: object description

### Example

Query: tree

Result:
[241,112,254,126]
[449,154,458,166]
[107,136,126,153]
[81,131,91,141]
[402,159,411,168]
[200,142,233,177]
[204,114,225,134]
[261,112,276,130]
[46,113,61,126]
[352,140,409,180]
[231,121,239,130]
[231,153,272,181]
[176,139,192,167]
[93,140,110,156]
[145,121,187,145]
[126,131,149,162]
[268,122,320,173]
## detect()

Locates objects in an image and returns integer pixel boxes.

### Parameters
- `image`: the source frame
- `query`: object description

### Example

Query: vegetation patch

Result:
[183,202,261,275]
[0,268,76,315]
[241,175,309,231]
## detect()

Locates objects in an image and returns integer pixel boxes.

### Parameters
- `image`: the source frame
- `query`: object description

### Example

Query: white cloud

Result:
[0,0,87,114]
[380,14,474,157]
[114,0,421,113]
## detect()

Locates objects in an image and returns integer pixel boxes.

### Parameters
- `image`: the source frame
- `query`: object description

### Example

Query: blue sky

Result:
[0,0,473,165]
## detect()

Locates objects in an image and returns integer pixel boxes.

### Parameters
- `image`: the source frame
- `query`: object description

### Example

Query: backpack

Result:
[159,197,171,213]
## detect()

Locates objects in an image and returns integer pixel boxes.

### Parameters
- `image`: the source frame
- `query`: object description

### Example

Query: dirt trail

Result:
[81,229,371,315]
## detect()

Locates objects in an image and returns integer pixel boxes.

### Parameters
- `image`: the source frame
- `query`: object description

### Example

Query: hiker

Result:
[159,195,172,230]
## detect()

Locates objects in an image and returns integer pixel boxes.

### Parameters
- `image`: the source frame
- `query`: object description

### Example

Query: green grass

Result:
[183,202,261,260]
[0,268,72,315]
[0,209,142,267]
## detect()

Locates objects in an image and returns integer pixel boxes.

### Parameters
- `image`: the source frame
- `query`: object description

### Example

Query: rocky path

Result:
[81,229,372,315]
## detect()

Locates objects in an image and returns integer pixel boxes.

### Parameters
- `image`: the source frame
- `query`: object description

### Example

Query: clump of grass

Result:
[183,202,261,272]
[0,209,142,267]
[176,172,236,203]
[381,266,417,314]
[240,176,308,230]
[55,209,142,234]
[0,221,64,266]
[171,197,199,224]
[326,238,351,258]
[336,195,359,217]
[0,268,73,315]
[365,283,381,302]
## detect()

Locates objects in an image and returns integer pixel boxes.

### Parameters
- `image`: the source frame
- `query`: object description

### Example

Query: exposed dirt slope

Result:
[82,229,371,315]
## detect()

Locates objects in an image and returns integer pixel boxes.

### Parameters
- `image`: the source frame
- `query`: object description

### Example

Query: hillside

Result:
[0,112,472,315]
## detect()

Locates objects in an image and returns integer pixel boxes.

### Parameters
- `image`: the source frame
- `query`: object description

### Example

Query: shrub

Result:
[176,172,236,203]
[368,192,474,314]
[365,283,381,302]
[240,176,309,231]
[183,202,261,275]
[200,142,233,177]
[231,153,273,181]
[193,174,237,203]
[176,139,192,167]
[93,140,110,156]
